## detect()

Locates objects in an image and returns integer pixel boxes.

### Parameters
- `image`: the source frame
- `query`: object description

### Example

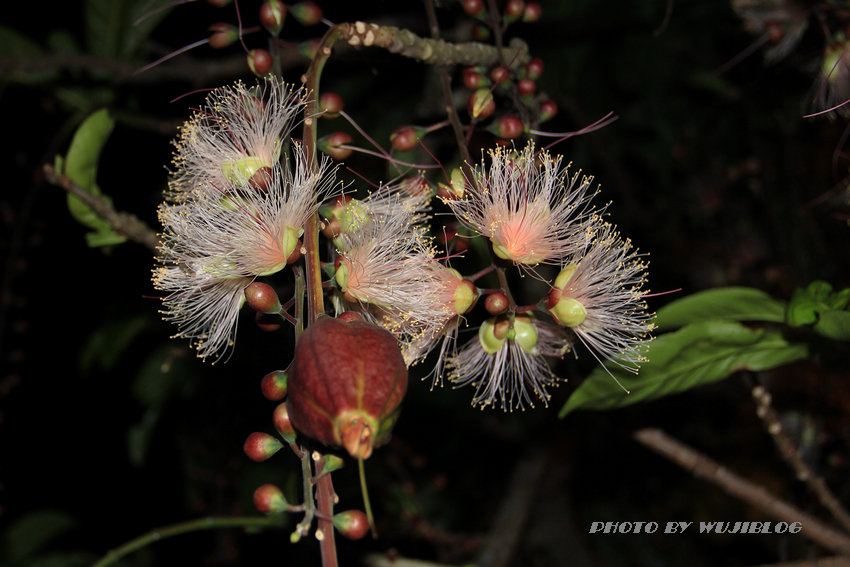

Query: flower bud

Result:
[468,88,495,120]
[319,92,344,118]
[485,291,509,315]
[261,370,288,400]
[245,282,281,314]
[318,132,353,160]
[517,77,536,97]
[490,65,510,85]
[253,483,287,514]
[255,312,281,332]
[247,49,273,77]
[244,432,283,462]
[488,115,523,139]
[286,317,408,460]
[273,402,297,442]
[390,125,425,151]
[291,1,323,26]
[462,66,491,90]
[512,316,539,354]
[505,0,525,22]
[333,510,370,540]
[523,2,542,22]
[539,99,558,122]
[259,0,286,35]
[208,23,238,49]
[526,57,544,79]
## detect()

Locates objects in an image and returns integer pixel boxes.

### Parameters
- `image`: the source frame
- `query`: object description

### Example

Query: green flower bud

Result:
[478,318,507,354]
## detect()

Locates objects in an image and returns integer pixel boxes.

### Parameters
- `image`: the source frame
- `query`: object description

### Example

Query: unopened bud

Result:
[318,132,353,160]
[291,1,323,26]
[485,291,509,315]
[208,23,238,49]
[513,317,539,354]
[479,318,507,353]
[319,92,344,118]
[523,2,542,22]
[273,403,297,442]
[468,88,495,120]
[244,432,283,462]
[261,370,288,400]
[333,510,370,540]
[390,125,425,152]
[488,115,524,139]
[245,282,282,314]
[253,483,287,514]
[259,0,286,35]
[247,49,273,77]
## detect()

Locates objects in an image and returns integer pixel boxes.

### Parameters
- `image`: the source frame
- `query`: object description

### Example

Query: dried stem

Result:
[335,21,528,68]
[42,163,159,251]
[633,428,850,555]
[750,382,850,533]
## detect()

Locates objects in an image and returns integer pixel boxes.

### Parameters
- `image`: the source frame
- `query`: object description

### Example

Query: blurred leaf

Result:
[1,510,77,563]
[814,310,850,341]
[28,551,97,567]
[654,287,786,330]
[786,281,850,340]
[86,0,173,61]
[80,313,153,374]
[132,343,199,407]
[560,320,809,416]
[127,406,161,466]
[0,25,56,85]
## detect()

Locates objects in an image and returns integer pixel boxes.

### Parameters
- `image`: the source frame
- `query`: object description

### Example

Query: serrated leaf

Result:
[1,510,77,562]
[814,310,850,341]
[559,320,809,417]
[654,287,786,330]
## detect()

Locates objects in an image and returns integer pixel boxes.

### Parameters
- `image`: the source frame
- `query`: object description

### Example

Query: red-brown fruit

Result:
[286,317,408,460]
[333,510,370,540]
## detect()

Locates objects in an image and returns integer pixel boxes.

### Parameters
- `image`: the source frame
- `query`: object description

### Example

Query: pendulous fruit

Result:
[286,316,407,459]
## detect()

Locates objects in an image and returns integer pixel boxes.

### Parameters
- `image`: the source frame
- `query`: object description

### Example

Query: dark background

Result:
[2,1,849,566]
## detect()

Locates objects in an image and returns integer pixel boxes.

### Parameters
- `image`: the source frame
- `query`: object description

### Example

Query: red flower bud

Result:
[253,483,287,514]
[523,2,542,22]
[245,282,281,315]
[259,0,286,35]
[319,92,344,118]
[244,432,283,462]
[247,49,273,77]
[286,317,407,460]
[517,77,536,97]
[333,510,370,540]
[489,115,524,139]
[318,132,353,160]
[526,57,544,79]
[485,291,509,315]
[462,0,485,17]
[273,403,296,442]
[390,125,424,151]
[291,1,323,26]
[468,88,495,120]
[261,370,288,400]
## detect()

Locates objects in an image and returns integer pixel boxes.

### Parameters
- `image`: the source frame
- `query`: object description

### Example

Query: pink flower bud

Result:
[261,370,288,400]
[253,483,287,514]
[245,282,281,314]
[333,510,370,540]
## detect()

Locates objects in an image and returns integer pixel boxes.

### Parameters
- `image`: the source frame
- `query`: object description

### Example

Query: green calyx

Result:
[551,297,587,328]
[478,318,507,354]
[220,155,271,184]
[513,318,539,355]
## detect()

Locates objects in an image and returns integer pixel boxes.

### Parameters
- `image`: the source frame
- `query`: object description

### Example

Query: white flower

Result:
[167,77,309,201]
[333,197,454,365]
[447,316,569,411]
[547,219,653,373]
[154,150,338,362]
[442,142,597,268]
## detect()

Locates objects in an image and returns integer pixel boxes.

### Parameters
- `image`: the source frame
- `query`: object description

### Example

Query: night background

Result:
[2,1,850,566]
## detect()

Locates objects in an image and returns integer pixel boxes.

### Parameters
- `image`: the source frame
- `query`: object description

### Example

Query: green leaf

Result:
[814,310,850,341]
[63,108,114,192]
[654,287,786,330]
[0,25,56,85]
[85,0,173,61]
[559,320,809,417]
[79,313,152,374]
[62,109,127,247]
[1,510,77,562]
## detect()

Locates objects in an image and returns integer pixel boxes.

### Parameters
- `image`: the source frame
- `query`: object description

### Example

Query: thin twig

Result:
[91,516,282,567]
[750,382,850,533]
[633,428,850,555]
[42,163,159,251]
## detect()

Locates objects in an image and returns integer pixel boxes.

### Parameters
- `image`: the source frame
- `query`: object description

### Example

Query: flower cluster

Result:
[153,78,337,361]
[441,142,653,410]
